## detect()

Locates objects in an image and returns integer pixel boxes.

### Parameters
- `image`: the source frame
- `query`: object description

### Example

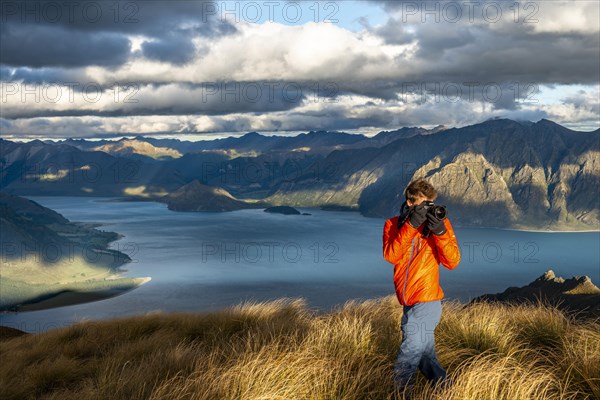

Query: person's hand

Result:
[426,212,447,236]
[408,204,428,228]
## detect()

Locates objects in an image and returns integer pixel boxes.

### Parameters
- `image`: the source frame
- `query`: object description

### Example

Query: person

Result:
[382,178,461,396]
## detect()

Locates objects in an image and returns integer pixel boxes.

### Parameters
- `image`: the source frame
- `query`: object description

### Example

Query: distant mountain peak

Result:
[242,131,263,138]
[513,119,535,127]
[535,118,559,126]
[483,117,517,123]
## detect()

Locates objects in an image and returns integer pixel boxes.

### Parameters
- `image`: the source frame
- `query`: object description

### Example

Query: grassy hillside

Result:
[1,296,598,400]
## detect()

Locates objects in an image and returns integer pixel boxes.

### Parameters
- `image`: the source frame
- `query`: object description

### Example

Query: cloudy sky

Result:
[1,0,599,139]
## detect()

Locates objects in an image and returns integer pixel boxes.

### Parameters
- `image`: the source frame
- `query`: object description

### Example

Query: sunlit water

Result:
[2,196,598,333]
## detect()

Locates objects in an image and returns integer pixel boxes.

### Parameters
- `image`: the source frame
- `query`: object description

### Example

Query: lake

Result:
[2,196,599,333]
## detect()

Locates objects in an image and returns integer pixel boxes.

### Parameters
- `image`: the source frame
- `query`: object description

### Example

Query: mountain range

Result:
[1,118,598,230]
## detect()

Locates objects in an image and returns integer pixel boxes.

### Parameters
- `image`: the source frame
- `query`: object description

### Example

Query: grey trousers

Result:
[393,299,447,392]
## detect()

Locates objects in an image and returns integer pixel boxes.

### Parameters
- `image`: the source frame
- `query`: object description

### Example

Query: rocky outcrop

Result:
[469,269,600,319]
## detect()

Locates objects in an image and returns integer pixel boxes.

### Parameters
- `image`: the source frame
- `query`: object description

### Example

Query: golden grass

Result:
[1,296,598,400]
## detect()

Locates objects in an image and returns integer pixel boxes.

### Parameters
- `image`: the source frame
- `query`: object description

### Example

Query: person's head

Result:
[404,178,437,207]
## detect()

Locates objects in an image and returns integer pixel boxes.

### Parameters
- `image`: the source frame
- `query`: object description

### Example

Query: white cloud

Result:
[79,21,404,86]
[527,2,599,34]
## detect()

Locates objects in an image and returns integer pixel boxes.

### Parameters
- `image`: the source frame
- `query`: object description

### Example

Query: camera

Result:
[421,201,447,220]
[397,200,447,229]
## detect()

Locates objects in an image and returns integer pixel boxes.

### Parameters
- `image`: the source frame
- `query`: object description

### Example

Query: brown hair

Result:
[404,178,437,203]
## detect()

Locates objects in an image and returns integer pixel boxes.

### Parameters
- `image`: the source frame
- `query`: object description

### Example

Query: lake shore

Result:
[5,277,152,313]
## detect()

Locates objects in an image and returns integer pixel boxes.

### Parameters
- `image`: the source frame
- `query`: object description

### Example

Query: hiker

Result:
[382,178,461,395]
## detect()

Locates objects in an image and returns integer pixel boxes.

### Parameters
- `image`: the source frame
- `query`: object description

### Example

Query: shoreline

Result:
[5,277,152,313]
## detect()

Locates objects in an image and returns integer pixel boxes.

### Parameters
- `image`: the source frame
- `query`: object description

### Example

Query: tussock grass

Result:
[1,296,598,400]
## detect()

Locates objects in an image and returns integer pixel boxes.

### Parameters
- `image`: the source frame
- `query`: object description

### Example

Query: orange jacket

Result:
[382,216,461,306]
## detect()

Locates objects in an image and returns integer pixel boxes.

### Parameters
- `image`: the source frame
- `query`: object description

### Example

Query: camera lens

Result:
[433,205,447,219]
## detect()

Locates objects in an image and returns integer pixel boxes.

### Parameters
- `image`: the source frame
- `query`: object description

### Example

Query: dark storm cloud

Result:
[376,23,413,46]
[366,0,600,86]
[412,28,600,85]
[141,32,197,64]
[0,0,237,68]
[331,79,531,111]
[0,118,11,130]
[411,24,475,60]
[1,24,131,68]
[0,0,234,36]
